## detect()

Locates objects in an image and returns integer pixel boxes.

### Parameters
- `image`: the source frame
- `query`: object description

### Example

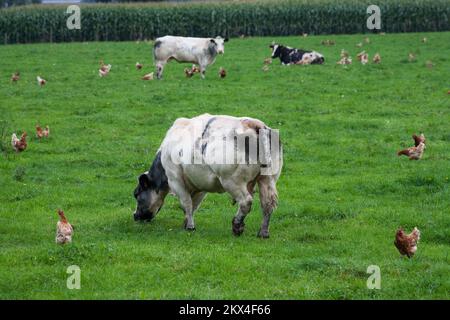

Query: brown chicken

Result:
[397,133,426,160]
[412,133,425,147]
[11,72,20,82]
[321,39,335,46]
[372,53,381,64]
[11,132,27,152]
[36,125,50,139]
[100,60,112,73]
[394,227,420,258]
[337,56,352,65]
[184,68,194,78]
[263,58,272,65]
[142,72,154,80]
[219,67,227,78]
[397,143,425,160]
[135,62,143,70]
[356,51,369,65]
[191,64,201,73]
[56,209,74,245]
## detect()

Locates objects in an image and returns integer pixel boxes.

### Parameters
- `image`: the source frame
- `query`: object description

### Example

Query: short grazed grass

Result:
[0,32,449,299]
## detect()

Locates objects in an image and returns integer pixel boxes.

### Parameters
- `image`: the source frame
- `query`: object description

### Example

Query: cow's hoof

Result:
[257,229,270,239]
[183,218,196,231]
[232,218,245,236]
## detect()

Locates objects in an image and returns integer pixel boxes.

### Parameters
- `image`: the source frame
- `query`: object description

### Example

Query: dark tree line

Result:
[1,0,41,8]
[0,0,181,7]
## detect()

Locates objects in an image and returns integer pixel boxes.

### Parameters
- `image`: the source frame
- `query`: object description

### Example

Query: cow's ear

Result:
[138,173,151,189]
[210,39,217,45]
[224,38,229,42]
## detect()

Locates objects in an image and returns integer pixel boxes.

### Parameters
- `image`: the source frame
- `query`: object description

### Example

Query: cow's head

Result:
[307,51,325,64]
[210,36,228,55]
[133,152,169,222]
[269,44,281,58]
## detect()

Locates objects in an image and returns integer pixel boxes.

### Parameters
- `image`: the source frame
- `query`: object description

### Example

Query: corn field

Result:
[0,0,449,44]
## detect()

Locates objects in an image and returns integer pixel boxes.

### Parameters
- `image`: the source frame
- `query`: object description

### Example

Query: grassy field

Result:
[0,32,449,299]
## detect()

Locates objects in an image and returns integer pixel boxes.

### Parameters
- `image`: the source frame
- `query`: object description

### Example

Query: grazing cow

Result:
[153,36,228,79]
[133,114,283,238]
[270,43,325,65]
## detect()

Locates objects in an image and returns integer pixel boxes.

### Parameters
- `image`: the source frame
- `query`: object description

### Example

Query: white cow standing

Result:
[133,114,283,238]
[153,36,228,79]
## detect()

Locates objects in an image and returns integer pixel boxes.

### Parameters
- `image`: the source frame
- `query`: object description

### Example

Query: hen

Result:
[394,227,420,258]
[99,69,109,77]
[136,62,143,70]
[373,53,381,64]
[191,64,201,73]
[412,133,426,147]
[321,39,335,46]
[184,68,194,78]
[11,132,27,152]
[337,49,352,65]
[397,133,426,160]
[218,67,227,78]
[11,72,20,82]
[357,51,369,65]
[100,60,112,73]
[37,76,46,86]
[56,209,74,245]
[142,72,154,80]
[337,56,352,65]
[36,125,50,139]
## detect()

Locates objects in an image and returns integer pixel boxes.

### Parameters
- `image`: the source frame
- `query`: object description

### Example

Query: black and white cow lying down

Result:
[153,36,228,79]
[133,114,283,238]
[270,43,325,65]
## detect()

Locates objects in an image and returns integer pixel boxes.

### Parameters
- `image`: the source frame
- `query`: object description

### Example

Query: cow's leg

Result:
[192,191,207,213]
[233,191,253,236]
[257,175,278,238]
[156,60,166,80]
[199,63,207,79]
[168,178,195,230]
[222,181,253,236]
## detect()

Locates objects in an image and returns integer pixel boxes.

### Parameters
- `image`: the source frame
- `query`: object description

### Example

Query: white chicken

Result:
[142,72,154,80]
[37,76,46,86]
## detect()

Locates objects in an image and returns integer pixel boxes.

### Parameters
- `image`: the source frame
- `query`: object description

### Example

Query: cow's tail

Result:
[259,127,282,178]
[241,119,283,178]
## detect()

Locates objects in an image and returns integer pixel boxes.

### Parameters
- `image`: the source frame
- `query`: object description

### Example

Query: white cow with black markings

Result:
[133,114,283,238]
[153,36,228,79]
